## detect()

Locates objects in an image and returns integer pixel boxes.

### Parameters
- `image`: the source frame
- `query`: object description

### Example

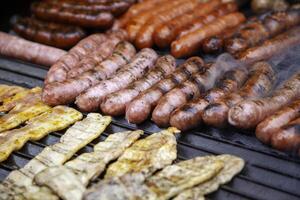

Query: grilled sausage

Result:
[42,41,136,106]
[170,67,248,131]
[153,0,227,48]
[75,48,158,112]
[202,61,275,128]
[228,73,300,129]
[126,0,187,42]
[125,57,205,124]
[45,30,126,84]
[152,54,238,127]
[100,55,176,116]
[13,17,85,49]
[256,99,300,144]
[226,10,300,55]
[0,31,66,66]
[178,2,239,39]
[67,31,127,78]
[31,1,114,28]
[271,117,300,154]
[171,12,245,58]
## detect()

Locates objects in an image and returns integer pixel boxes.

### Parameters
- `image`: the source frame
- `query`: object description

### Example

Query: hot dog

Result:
[13,17,86,49]
[42,41,136,106]
[31,1,114,28]
[153,0,225,48]
[202,61,275,128]
[152,54,238,127]
[171,12,245,58]
[256,99,300,144]
[0,31,66,67]
[75,48,158,112]
[228,73,300,129]
[125,57,205,124]
[100,55,176,116]
[170,67,248,131]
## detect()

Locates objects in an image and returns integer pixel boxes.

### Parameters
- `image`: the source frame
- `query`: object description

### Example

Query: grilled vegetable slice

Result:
[0,85,26,103]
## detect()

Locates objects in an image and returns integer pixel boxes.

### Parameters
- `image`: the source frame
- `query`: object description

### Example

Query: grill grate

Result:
[0,56,299,200]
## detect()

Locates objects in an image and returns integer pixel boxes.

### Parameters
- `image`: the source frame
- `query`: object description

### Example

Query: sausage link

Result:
[0,31,66,67]
[75,48,158,112]
[42,41,136,106]
[270,117,300,154]
[125,57,205,124]
[256,99,300,144]
[170,67,248,131]
[239,26,300,65]
[31,1,114,28]
[171,12,245,58]
[152,54,239,127]
[100,55,176,116]
[228,73,300,129]
[202,61,275,128]
[13,17,86,49]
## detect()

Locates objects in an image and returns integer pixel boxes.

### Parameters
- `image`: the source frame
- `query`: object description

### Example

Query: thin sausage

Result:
[100,55,176,116]
[0,31,66,67]
[171,12,246,58]
[125,57,205,124]
[75,48,158,112]
[42,41,136,106]
[256,99,300,144]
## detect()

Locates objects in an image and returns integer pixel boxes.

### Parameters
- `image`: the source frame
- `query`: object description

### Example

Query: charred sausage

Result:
[125,57,205,124]
[202,61,275,128]
[171,12,245,58]
[100,55,176,116]
[75,48,158,112]
[13,17,86,49]
[0,31,66,67]
[42,41,136,106]
[256,99,300,144]
[170,67,248,131]
[228,73,300,129]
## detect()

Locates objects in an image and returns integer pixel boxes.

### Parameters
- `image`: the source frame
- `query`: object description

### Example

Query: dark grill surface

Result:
[0,56,299,200]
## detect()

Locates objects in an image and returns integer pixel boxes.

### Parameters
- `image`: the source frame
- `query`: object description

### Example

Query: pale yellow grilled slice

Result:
[0,85,26,103]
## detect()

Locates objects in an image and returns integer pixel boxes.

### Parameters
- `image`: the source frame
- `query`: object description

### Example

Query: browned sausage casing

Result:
[202,61,275,128]
[75,48,158,112]
[0,32,66,67]
[13,17,86,49]
[271,117,300,154]
[228,73,300,129]
[31,1,114,28]
[42,41,136,106]
[100,55,176,116]
[125,57,206,124]
[171,12,245,58]
[170,67,248,131]
[256,99,300,144]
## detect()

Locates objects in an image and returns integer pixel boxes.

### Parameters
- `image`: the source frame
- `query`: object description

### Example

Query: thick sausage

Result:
[152,54,238,127]
[239,26,300,64]
[228,73,300,129]
[125,57,205,124]
[170,67,248,131]
[202,61,275,128]
[256,99,300,144]
[153,0,225,48]
[126,0,187,42]
[31,1,114,28]
[0,31,66,67]
[171,12,245,58]
[271,117,300,153]
[75,48,158,112]
[67,31,127,78]
[13,17,86,49]
[100,55,176,116]
[42,41,136,106]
